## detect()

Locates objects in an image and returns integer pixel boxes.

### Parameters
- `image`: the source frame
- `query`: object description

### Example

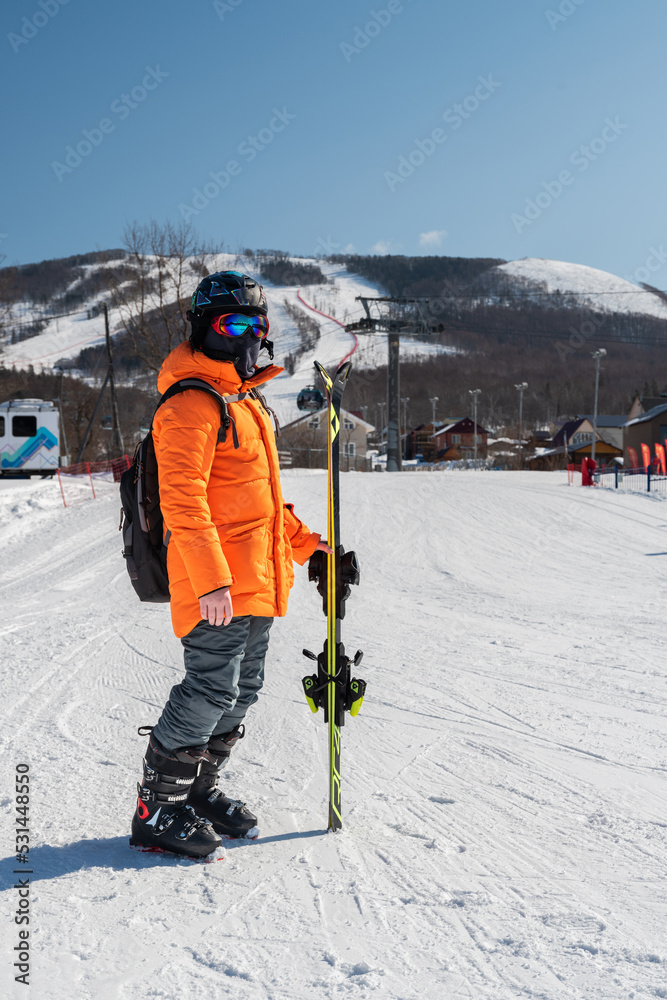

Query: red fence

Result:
[60,455,131,481]
[56,455,131,507]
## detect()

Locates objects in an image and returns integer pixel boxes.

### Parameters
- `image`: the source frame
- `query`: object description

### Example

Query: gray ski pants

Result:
[151,615,273,751]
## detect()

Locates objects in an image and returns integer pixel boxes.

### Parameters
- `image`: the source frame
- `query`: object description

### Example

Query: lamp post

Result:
[515,382,528,467]
[469,389,481,464]
[591,348,606,464]
[429,395,439,427]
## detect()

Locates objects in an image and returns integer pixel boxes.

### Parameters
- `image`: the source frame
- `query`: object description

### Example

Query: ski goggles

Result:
[209,313,270,340]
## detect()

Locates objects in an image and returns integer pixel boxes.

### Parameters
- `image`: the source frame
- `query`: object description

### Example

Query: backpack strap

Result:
[154,379,245,449]
[249,387,281,438]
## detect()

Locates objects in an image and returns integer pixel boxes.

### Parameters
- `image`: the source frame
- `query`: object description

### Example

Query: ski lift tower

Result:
[346,297,442,472]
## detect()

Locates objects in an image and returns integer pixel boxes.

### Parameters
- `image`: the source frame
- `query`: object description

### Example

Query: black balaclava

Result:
[200,326,262,380]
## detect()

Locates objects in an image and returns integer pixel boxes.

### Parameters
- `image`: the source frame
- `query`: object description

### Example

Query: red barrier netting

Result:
[57,455,131,507]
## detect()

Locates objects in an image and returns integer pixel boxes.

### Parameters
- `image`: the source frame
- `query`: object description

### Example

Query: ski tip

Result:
[313,360,332,391]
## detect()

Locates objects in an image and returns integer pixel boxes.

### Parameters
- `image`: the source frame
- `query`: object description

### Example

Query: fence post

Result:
[614,464,618,489]
[86,462,96,501]
[56,469,67,508]
[647,465,651,494]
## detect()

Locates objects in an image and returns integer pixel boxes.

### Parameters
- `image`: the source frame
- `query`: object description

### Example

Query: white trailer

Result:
[0,399,60,477]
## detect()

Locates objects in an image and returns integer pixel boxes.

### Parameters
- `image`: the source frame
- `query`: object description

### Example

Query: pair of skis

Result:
[301,361,366,831]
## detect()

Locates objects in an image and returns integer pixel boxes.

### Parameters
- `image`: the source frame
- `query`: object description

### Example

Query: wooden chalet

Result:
[624,402,667,465]
[279,407,374,470]
[430,417,489,460]
[527,415,623,469]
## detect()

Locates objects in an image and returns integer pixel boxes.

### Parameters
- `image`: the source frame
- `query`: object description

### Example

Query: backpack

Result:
[119,378,243,603]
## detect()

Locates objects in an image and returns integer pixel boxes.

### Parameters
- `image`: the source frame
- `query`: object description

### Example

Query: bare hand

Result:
[199,587,233,627]
[315,540,334,555]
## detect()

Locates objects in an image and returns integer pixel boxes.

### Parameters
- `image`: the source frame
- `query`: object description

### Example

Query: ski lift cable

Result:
[1,306,93,329]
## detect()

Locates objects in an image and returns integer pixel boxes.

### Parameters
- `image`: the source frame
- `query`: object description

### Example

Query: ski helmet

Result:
[188,271,268,348]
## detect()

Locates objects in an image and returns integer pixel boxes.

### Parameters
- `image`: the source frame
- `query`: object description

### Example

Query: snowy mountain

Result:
[0,252,451,427]
[0,469,664,998]
[3,250,667,429]
[492,257,667,320]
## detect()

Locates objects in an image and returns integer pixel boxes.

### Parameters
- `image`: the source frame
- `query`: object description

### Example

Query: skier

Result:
[130,271,330,858]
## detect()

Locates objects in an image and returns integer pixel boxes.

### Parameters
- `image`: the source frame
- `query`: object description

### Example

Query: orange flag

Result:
[627,446,639,469]
[641,443,651,469]
[656,443,666,475]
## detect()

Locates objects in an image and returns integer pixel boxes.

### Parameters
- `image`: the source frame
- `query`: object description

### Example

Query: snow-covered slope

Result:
[2,254,448,410]
[1,253,451,427]
[495,257,667,319]
[260,263,454,427]
[1,470,665,999]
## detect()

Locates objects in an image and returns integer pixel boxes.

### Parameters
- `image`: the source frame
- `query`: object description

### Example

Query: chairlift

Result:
[297,386,325,413]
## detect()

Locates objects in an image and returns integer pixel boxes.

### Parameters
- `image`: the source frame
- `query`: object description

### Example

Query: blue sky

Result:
[2,0,666,283]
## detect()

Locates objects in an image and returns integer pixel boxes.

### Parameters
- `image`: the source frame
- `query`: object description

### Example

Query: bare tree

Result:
[106,220,222,373]
[0,257,19,353]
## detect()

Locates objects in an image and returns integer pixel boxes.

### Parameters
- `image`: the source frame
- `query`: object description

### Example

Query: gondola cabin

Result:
[297,386,325,413]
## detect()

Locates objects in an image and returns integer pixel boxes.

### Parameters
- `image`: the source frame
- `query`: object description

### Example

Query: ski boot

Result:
[187,725,259,839]
[130,735,222,859]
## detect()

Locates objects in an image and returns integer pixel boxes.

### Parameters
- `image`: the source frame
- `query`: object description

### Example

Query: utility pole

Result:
[591,349,606,463]
[54,366,69,466]
[469,389,481,465]
[429,396,438,428]
[105,303,124,457]
[76,371,110,464]
[515,382,528,468]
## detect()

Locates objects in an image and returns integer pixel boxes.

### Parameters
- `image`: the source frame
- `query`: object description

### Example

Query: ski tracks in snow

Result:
[1,472,666,999]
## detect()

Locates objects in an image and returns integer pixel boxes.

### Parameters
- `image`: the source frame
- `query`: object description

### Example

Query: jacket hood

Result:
[157,340,284,396]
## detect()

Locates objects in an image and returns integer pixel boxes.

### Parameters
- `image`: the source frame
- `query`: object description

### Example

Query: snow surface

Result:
[1,470,666,999]
[495,258,667,320]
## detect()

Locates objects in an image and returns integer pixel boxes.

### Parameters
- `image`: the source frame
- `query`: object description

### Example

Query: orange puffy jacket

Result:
[153,341,320,637]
